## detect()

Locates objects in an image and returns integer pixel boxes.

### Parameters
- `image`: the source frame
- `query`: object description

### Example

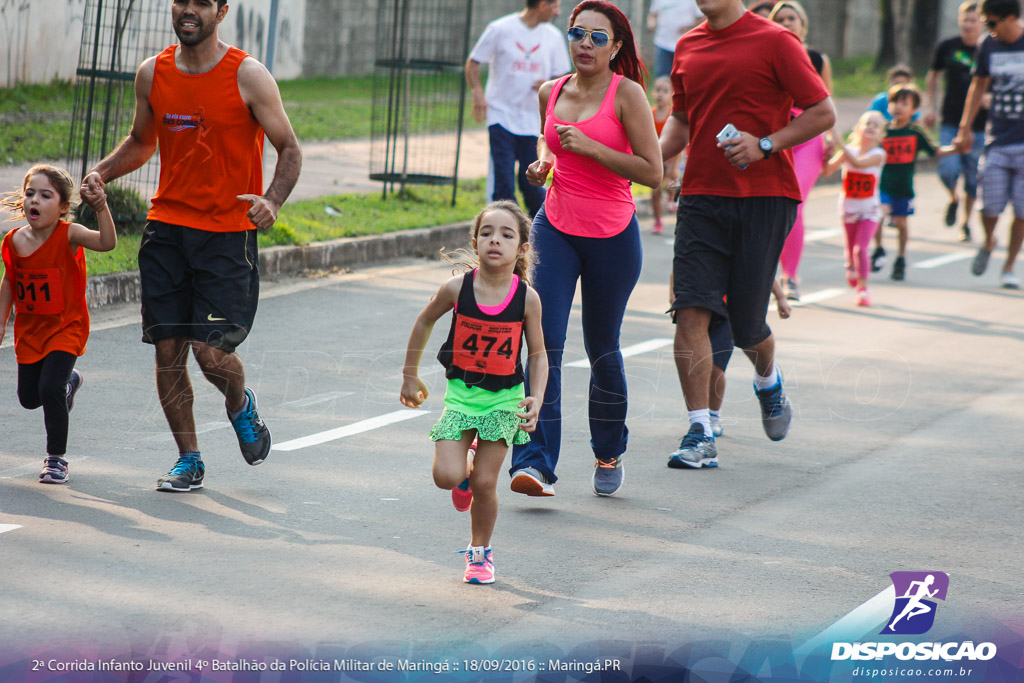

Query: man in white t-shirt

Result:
[647,0,702,77]
[466,0,571,216]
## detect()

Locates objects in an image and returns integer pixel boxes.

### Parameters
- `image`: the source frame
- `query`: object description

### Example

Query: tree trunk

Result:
[876,0,895,70]
[892,0,917,67]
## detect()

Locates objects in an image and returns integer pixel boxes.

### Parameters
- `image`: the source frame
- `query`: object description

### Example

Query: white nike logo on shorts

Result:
[207,314,227,322]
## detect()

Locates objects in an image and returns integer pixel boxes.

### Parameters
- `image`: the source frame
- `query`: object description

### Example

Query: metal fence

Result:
[369,0,474,205]
[66,0,174,220]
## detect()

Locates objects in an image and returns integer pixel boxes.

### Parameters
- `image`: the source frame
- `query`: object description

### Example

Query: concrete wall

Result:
[0,0,966,88]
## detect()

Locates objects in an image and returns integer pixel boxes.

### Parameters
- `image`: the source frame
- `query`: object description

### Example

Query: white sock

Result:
[754,364,780,391]
[688,408,713,438]
[709,409,722,421]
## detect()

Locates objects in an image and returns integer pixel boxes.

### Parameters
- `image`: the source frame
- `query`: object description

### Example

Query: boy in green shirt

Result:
[879,84,960,280]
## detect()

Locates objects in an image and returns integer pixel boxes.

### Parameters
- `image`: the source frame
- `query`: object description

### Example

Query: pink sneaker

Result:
[652,219,664,235]
[462,546,494,584]
[451,437,477,511]
[845,268,857,288]
[856,288,871,307]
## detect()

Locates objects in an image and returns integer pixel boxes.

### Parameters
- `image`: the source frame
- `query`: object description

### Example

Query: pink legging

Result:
[845,217,879,281]
[779,134,825,279]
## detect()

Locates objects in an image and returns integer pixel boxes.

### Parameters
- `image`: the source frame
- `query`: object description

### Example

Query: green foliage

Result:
[0,81,76,165]
[75,183,149,236]
[830,56,889,99]
[83,234,141,276]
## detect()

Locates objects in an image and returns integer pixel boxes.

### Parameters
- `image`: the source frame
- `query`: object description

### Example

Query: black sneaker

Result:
[66,369,83,412]
[891,256,906,281]
[870,246,887,273]
[156,456,205,492]
[959,225,972,243]
[39,456,69,484]
[229,387,271,465]
[944,200,958,227]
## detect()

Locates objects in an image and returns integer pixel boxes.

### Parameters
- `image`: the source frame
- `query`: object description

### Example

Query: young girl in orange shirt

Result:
[1,165,116,483]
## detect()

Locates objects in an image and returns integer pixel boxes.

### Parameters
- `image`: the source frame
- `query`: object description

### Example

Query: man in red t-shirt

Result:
[659,0,834,468]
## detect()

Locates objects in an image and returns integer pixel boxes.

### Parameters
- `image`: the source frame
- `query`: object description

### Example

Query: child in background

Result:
[824,110,888,306]
[878,85,959,281]
[0,165,116,483]
[400,200,547,585]
[650,76,679,235]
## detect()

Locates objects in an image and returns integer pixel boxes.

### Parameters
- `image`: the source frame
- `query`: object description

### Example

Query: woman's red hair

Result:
[568,1,648,87]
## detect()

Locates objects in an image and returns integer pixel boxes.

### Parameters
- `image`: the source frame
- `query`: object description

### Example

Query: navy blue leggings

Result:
[510,208,642,483]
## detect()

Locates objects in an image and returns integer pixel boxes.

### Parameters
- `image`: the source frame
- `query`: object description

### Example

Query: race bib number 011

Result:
[14,268,64,315]
[452,316,522,375]
[844,171,877,199]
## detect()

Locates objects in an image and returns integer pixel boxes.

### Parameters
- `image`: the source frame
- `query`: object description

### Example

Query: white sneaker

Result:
[710,415,724,437]
[1000,270,1020,289]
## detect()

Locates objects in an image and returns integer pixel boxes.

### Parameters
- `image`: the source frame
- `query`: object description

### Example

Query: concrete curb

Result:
[85,221,474,308]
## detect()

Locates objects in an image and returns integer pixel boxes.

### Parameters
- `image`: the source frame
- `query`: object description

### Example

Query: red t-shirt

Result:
[670,12,828,200]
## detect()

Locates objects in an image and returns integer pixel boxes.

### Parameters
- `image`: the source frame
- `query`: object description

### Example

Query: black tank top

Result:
[438,271,527,392]
[807,48,824,76]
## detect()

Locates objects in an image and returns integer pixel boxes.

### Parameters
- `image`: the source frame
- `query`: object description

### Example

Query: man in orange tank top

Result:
[83,0,302,492]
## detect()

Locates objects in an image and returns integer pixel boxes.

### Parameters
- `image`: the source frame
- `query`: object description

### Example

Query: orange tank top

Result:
[1,221,89,363]
[147,45,264,232]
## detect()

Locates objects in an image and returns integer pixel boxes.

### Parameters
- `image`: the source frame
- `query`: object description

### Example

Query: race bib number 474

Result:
[14,268,64,315]
[452,316,522,375]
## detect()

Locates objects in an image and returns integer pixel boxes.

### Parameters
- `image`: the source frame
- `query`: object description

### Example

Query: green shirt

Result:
[880,123,937,199]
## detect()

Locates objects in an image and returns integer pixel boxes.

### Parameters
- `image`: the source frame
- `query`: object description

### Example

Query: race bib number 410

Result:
[452,315,522,375]
[14,268,64,315]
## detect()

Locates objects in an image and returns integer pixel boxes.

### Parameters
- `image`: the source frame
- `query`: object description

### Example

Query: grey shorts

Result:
[979,142,1024,217]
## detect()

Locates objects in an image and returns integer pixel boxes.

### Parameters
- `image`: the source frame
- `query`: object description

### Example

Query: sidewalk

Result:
[0,96,876,209]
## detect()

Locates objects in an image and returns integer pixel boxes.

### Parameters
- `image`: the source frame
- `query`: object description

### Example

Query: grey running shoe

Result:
[592,456,624,497]
[156,456,205,492]
[39,456,69,484]
[785,277,800,301]
[972,245,992,276]
[66,369,83,412]
[510,467,555,496]
[668,424,718,469]
[710,415,724,438]
[229,387,271,465]
[959,225,972,243]
[756,375,793,442]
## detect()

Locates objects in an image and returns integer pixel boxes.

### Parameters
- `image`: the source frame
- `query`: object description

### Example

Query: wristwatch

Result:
[759,136,774,159]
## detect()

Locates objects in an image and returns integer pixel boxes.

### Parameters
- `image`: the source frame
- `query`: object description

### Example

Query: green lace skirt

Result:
[428,378,530,446]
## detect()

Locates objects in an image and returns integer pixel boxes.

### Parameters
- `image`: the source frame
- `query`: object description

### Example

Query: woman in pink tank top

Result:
[507,1,662,500]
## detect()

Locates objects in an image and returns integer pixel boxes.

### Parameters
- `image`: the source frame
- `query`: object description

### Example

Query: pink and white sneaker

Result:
[856,288,871,307]
[451,437,477,512]
[652,219,664,235]
[461,545,494,584]
[845,268,858,288]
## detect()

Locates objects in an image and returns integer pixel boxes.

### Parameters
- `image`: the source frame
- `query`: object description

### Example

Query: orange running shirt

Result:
[1,221,89,363]
[147,45,265,232]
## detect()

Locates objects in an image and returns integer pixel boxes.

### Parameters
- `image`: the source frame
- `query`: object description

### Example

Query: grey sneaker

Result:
[668,424,718,469]
[710,414,724,438]
[592,456,624,497]
[755,374,792,442]
[156,456,205,492]
[972,245,992,276]
[510,467,555,496]
[66,369,84,412]
[228,387,271,465]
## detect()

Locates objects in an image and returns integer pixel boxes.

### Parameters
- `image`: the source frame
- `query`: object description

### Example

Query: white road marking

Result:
[280,391,354,408]
[804,228,843,243]
[771,288,846,311]
[0,524,22,534]
[272,409,431,452]
[913,250,974,269]
[565,338,674,368]
[795,585,894,659]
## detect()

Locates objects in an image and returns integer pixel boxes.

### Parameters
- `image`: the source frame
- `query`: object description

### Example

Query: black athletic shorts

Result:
[138,221,260,353]
[670,195,797,349]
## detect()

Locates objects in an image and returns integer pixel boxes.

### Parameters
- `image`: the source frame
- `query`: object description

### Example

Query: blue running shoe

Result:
[66,369,83,412]
[229,387,271,465]
[668,423,718,469]
[755,374,792,442]
[156,456,205,492]
[592,456,624,497]
[39,456,69,484]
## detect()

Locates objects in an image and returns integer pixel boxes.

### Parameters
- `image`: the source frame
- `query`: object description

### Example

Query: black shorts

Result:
[138,221,260,353]
[670,195,797,349]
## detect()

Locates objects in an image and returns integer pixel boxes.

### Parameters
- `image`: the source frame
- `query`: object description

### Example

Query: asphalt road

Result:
[1,176,1022,676]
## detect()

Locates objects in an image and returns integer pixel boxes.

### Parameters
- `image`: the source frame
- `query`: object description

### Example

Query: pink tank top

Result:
[543,73,635,238]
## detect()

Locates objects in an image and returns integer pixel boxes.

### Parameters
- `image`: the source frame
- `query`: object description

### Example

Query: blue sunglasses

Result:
[567,26,611,47]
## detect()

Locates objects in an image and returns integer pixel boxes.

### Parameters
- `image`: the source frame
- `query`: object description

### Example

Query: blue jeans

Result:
[938,124,984,199]
[509,207,643,483]
[489,124,546,217]
[654,46,675,79]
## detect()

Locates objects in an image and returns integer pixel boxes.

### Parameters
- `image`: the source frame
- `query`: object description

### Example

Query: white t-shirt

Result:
[469,13,571,136]
[840,146,886,222]
[650,0,703,52]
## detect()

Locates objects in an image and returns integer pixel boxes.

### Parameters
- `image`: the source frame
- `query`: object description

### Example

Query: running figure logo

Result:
[881,571,949,635]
